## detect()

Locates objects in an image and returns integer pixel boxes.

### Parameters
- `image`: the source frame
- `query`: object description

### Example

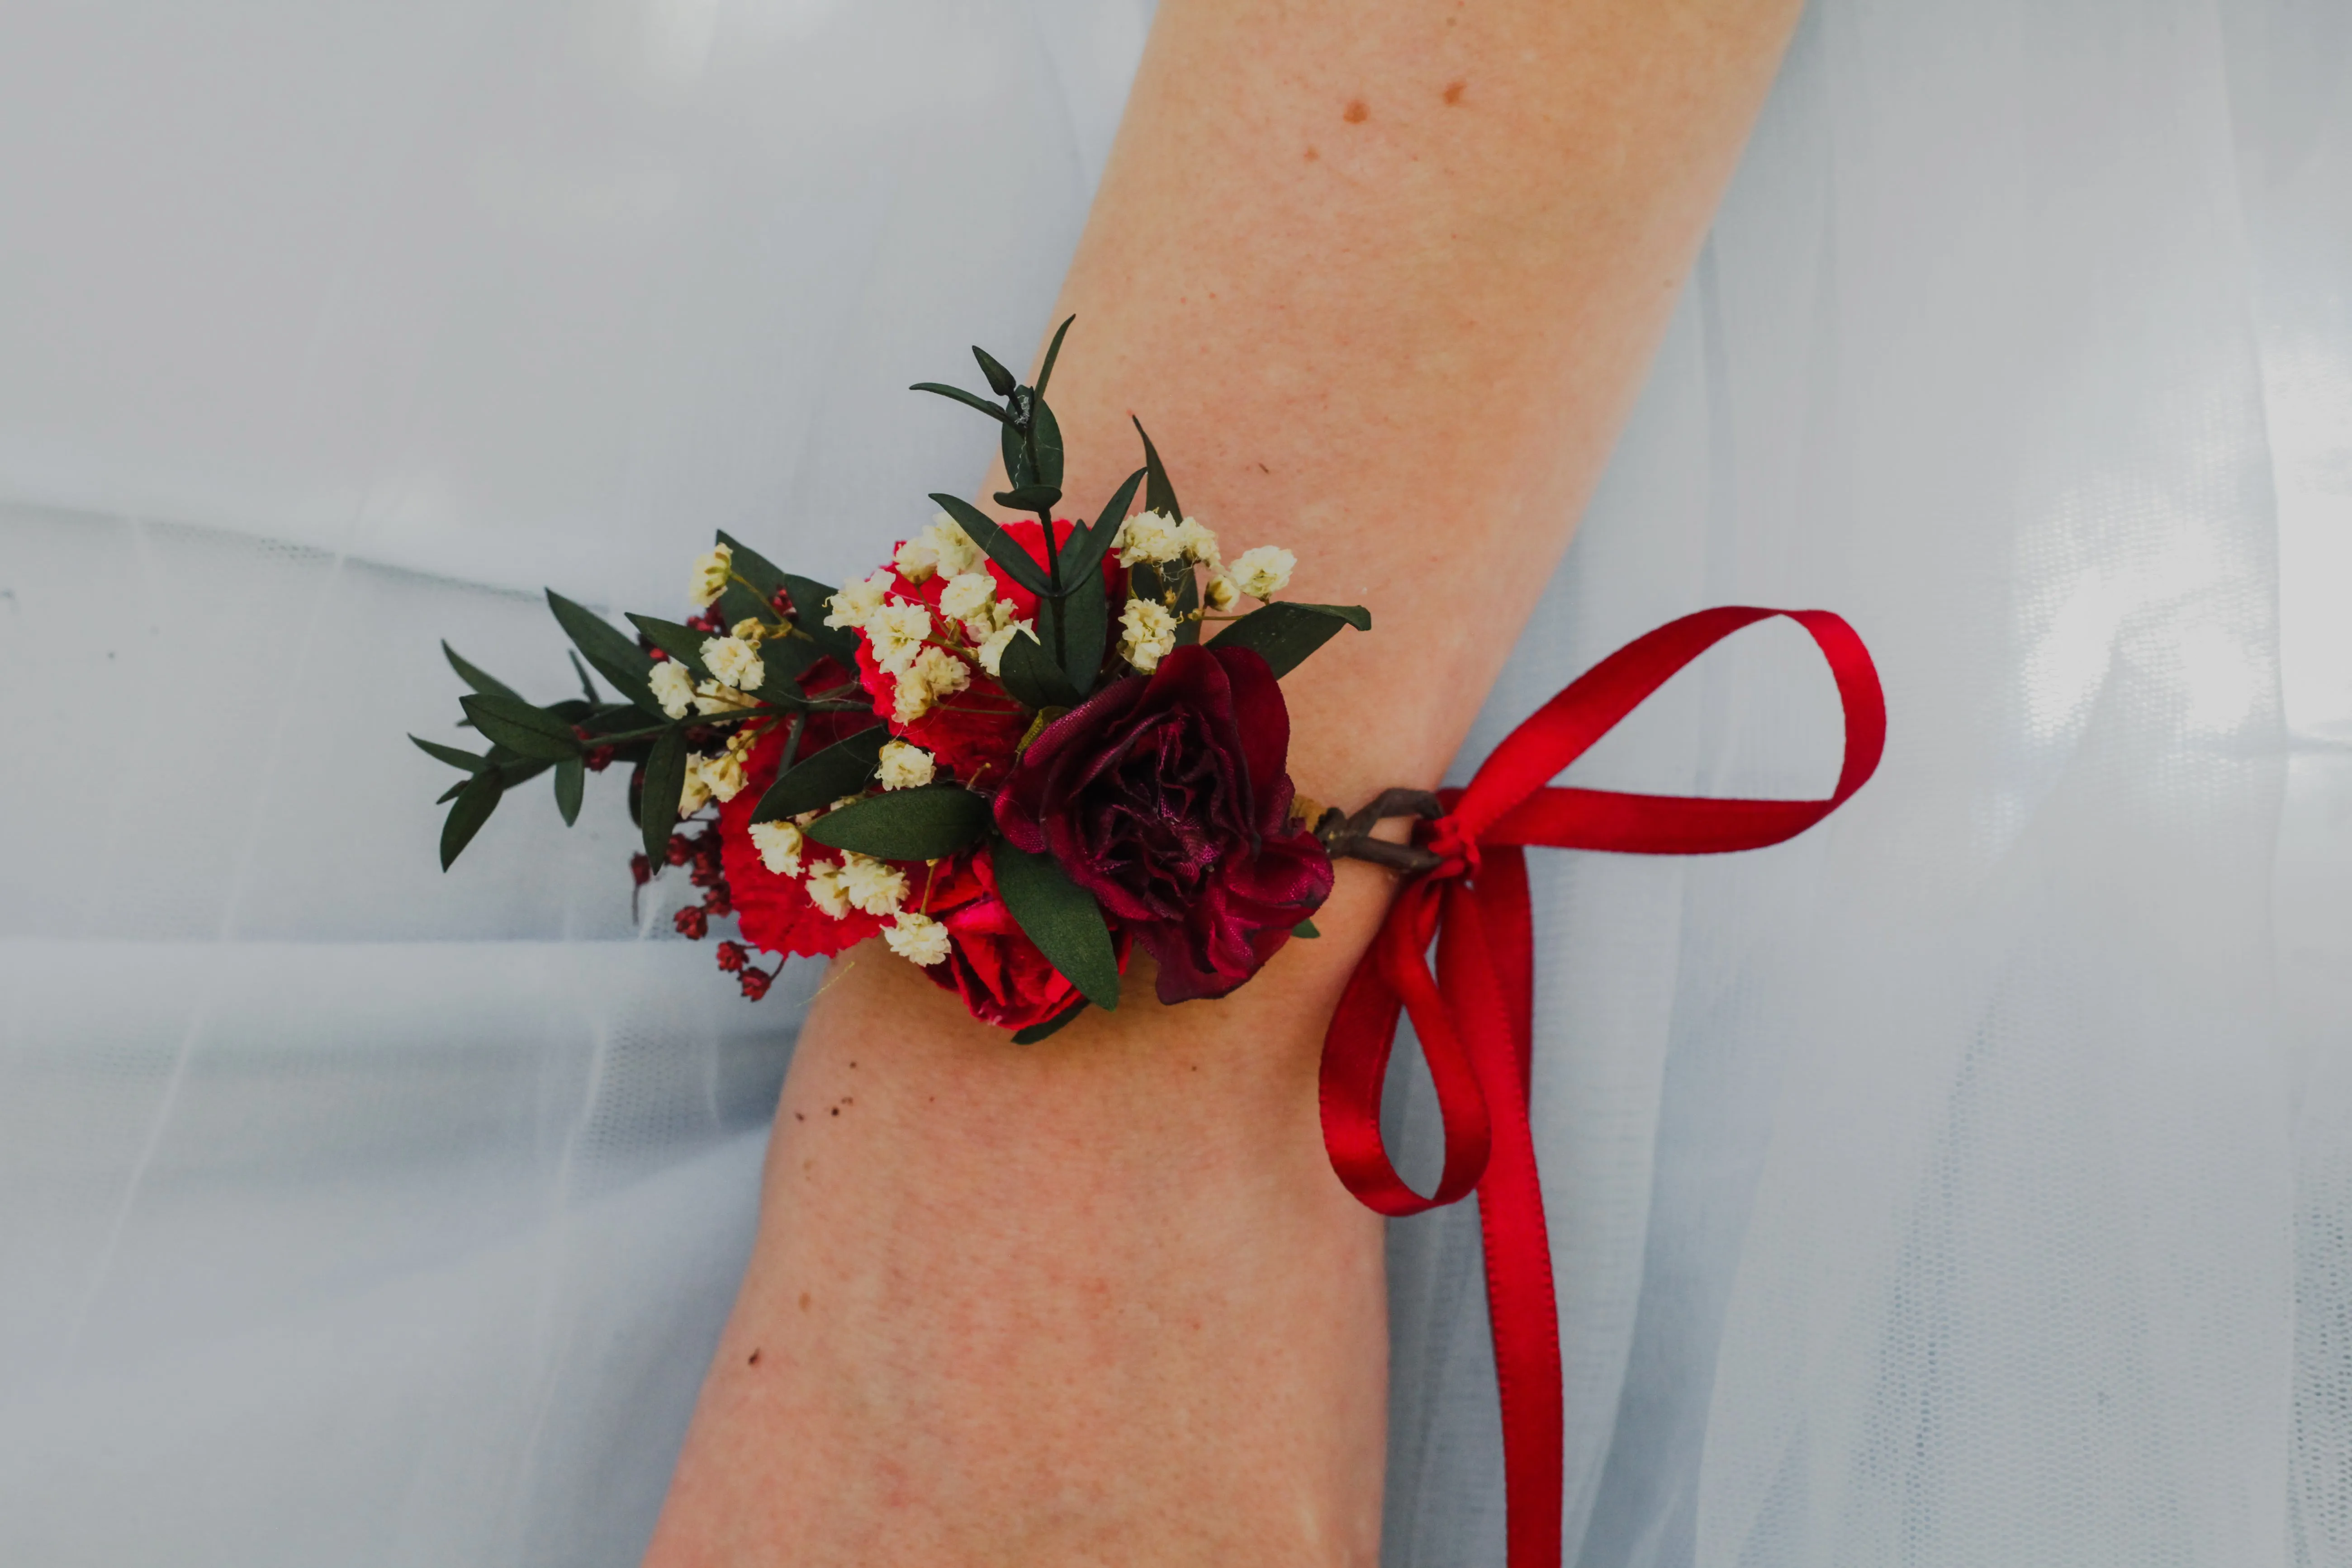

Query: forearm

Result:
[647,1,1800,1562]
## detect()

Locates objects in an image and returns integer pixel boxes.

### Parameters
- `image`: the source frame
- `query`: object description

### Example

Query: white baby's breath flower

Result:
[893,645,972,724]
[701,635,765,693]
[1119,597,1179,673]
[921,514,985,578]
[825,569,893,632]
[976,620,1035,678]
[803,860,851,919]
[1228,545,1295,600]
[692,680,758,716]
[649,659,697,719]
[839,852,908,916]
[876,740,936,791]
[688,545,733,608]
[1203,575,1241,613]
[866,601,933,676]
[893,535,941,583]
[677,763,714,818]
[749,820,804,877]
[1115,509,1185,567]
[938,570,999,626]
[883,910,952,967]
[1174,517,1221,567]
[693,727,757,804]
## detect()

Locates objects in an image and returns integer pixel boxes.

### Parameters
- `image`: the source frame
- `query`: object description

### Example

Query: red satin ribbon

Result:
[1320,607,1885,1567]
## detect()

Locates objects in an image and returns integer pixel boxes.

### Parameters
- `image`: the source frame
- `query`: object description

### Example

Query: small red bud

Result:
[714,941,747,973]
[666,834,692,867]
[674,906,709,940]
[739,966,775,1000]
[586,744,617,772]
[629,853,653,886]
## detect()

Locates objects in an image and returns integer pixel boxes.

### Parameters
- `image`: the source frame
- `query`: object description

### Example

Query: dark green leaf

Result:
[1062,468,1147,587]
[930,494,1050,597]
[714,531,787,597]
[460,693,582,761]
[804,785,992,861]
[972,345,1017,398]
[1034,314,1075,398]
[993,483,1062,514]
[1029,397,1063,489]
[1206,602,1371,678]
[751,726,887,823]
[569,651,600,703]
[626,615,714,681]
[546,698,594,722]
[546,590,664,715]
[1011,999,1088,1045]
[778,573,861,663]
[412,735,487,772]
[440,769,503,869]
[1057,571,1108,694]
[752,634,823,706]
[1132,417,1181,520]
[719,579,771,631]
[995,627,1077,710]
[554,755,585,825]
[1002,414,1035,489]
[911,381,1010,424]
[639,728,689,861]
[1293,918,1322,939]
[583,704,660,737]
[992,842,1121,1010]
[442,642,522,701]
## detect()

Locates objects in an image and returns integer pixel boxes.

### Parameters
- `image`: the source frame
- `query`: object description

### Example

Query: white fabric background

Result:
[0,2,2344,1565]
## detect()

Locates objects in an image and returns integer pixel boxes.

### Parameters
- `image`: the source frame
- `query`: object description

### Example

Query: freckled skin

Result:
[646,0,1808,1562]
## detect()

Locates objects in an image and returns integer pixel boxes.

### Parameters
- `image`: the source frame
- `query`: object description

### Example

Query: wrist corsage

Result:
[420,321,1366,1040]
[413,320,1887,1568]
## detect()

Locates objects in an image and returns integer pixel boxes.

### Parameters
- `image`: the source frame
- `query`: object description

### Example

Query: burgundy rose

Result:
[993,642,1334,1004]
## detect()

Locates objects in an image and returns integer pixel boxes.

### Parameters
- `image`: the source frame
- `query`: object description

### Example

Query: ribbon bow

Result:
[1319,606,1886,1568]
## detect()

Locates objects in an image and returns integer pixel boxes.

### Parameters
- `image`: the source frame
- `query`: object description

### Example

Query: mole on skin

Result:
[1444,80,1465,105]
[1343,99,1368,123]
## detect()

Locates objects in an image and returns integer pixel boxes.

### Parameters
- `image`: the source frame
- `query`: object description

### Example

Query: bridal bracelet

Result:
[415,320,1883,1568]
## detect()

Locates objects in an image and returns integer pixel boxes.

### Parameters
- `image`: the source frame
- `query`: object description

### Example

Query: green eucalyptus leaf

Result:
[991,842,1121,1011]
[412,735,487,772]
[639,728,690,861]
[972,345,1018,398]
[1058,571,1108,694]
[1033,314,1075,398]
[546,590,664,715]
[1131,417,1182,520]
[995,628,1077,710]
[930,494,1050,597]
[569,651,600,703]
[1292,918,1322,939]
[1001,416,1036,489]
[1206,602,1370,678]
[440,769,503,869]
[1029,397,1064,489]
[714,531,788,598]
[993,483,1062,515]
[1011,999,1088,1045]
[626,615,714,681]
[442,642,522,701]
[911,381,1011,424]
[751,725,887,823]
[804,785,991,861]
[719,579,770,630]
[460,693,582,761]
[1063,469,1147,586]
[554,755,585,825]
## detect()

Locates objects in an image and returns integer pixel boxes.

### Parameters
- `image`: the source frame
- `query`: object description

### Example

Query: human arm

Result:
[645,1,1803,1563]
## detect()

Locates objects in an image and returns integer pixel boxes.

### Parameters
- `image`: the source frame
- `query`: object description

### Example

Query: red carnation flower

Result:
[993,642,1332,1004]
[899,851,1128,1031]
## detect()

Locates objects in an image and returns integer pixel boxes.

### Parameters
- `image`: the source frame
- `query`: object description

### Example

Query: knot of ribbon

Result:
[1318,606,1886,1568]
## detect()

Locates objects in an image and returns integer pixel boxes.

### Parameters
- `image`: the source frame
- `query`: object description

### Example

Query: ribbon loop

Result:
[1319,608,1883,1568]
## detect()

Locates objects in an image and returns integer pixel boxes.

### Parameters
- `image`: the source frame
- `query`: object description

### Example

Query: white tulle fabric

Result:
[0,1,2345,1564]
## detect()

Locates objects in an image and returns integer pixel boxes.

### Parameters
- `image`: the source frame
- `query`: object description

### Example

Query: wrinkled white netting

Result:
[0,1,2345,1564]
